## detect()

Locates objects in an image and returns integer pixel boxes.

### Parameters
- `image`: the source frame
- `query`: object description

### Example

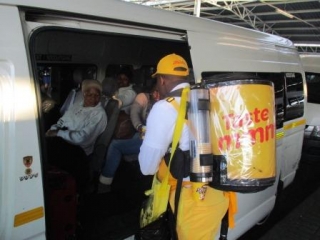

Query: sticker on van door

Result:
[20,156,39,181]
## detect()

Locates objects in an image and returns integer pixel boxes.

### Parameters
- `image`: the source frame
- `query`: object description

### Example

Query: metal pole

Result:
[194,0,201,17]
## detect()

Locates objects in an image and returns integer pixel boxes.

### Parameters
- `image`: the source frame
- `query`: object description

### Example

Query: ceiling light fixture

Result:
[275,8,294,19]
[294,43,320,47]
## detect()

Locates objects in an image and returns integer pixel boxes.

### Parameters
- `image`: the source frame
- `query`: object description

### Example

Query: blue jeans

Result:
[101,132,142,178]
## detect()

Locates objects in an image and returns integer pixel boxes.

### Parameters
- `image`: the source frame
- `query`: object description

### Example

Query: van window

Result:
[37,64,97,105]
[105,64,158,94]
[257,73,285,129]
[284,72,304,121]
[105,64,133,78]
[305,72,320,104]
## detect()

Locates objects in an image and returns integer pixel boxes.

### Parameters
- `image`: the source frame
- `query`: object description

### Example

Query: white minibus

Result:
[300,54,320,127]
[300,54,320,160]
[0,0,306,239]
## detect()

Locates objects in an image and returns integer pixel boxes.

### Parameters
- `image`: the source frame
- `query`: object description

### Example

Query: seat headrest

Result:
[73,68,83,85]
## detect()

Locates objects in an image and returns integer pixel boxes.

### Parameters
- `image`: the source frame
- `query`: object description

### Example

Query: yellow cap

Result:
[152,53,189,78]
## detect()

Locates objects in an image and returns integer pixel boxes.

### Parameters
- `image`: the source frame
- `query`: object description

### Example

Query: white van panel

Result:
[276,48,306,188]
[282,122,305,188]
[24,14,185,42]
[228,194,276,240]
[300,54,320,73]
[275,45,303,73]
[187,30,282,81]
[0,6,45,240]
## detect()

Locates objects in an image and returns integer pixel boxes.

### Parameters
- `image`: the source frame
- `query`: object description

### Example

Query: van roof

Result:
[1,0,294,48]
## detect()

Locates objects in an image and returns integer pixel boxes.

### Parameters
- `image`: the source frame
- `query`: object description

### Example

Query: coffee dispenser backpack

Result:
[188,73,276,193]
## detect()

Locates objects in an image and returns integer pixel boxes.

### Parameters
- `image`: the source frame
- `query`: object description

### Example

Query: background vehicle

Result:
[0,1,306,239]
[300,54,320,161]
[300,54,320,127]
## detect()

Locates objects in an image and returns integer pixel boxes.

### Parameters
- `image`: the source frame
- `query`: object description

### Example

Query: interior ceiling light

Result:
[275,8,294,19]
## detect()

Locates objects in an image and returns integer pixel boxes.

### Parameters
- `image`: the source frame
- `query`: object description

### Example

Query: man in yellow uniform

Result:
[138,53,229,239]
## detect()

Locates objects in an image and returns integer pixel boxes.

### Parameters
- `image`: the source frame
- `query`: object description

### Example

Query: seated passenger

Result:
[115,67,137,113]
[46,79,107,193]
[98,84,160,193]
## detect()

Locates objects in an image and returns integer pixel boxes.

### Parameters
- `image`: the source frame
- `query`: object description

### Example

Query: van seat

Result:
[90,98,120,173]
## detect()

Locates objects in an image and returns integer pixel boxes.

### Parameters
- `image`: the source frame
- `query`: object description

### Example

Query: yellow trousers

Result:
[169,186,229,240]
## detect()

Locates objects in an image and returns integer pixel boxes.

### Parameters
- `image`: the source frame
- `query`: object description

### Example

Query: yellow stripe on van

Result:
[14,207,44,227]
[276,131,284,140]
[283,119,306,131]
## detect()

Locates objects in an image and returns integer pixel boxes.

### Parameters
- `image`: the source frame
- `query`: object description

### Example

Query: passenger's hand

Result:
[139,125,146,139]
[46,129,58,137]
